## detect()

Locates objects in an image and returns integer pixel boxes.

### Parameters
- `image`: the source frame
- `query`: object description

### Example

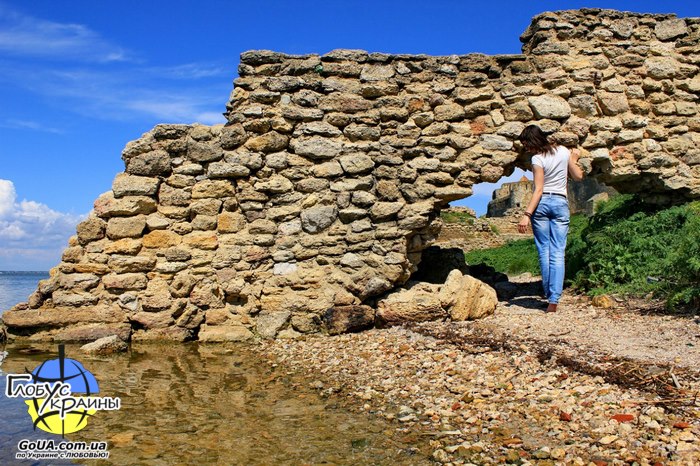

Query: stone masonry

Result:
[3,9,699,342]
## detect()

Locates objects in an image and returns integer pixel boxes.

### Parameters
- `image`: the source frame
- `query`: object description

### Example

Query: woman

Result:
[517,125,584,313]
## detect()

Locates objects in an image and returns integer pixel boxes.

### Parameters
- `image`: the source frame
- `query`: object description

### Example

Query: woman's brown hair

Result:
[518,125,555,156]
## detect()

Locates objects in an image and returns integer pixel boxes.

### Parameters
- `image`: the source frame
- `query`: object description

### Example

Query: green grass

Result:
[465,238,540,275]
[464,214,588,277]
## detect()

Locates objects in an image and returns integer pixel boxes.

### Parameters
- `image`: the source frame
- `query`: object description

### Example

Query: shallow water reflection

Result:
[0,343,429,465]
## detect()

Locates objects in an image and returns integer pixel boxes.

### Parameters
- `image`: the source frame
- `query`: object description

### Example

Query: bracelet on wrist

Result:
[523,212,532,218]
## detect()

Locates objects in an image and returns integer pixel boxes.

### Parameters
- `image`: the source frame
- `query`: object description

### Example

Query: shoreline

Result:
[258,325,700,465]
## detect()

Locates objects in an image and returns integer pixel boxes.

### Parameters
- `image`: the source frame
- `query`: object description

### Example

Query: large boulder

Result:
[448,273,498,321]
[376,282,446,325]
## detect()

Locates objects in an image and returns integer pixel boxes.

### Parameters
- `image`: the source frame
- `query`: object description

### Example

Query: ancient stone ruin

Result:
[3,9,699,342]
[486,177,616,216]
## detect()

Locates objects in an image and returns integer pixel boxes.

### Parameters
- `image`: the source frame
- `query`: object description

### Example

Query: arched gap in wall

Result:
[450,167,531,219]
[409,166,533,284]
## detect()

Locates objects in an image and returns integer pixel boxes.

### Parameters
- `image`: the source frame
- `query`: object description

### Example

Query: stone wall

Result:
[3,8,699,342]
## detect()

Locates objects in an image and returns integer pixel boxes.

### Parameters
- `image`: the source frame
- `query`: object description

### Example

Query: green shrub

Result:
[570,196,700,310]
[464,198,700,311]
[664,202,700,308]
[440,210,475,224]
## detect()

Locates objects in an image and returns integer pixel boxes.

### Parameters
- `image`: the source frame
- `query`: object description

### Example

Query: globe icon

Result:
[24,348,100,435]
[31,357,99,394]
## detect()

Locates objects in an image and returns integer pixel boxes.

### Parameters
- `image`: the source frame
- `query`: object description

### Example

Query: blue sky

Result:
[0,1,697,270]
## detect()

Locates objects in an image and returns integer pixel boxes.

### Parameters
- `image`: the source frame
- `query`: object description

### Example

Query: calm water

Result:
[0,273,431,465]
[0,271,48,317]
[0,344,430,465]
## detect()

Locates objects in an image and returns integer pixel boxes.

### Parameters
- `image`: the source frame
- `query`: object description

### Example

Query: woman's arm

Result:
[568,148,584,181]
[518,165,544,233]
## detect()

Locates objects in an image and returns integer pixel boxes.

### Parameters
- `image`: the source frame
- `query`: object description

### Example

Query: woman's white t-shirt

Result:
[531,145,570,196]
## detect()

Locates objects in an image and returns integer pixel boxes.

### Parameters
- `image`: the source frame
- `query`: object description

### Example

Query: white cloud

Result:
[0,179,15,217]
[151,63,229,80]
[0,179,85,269]
[0,4,130,62]
[0,5,231,125]
[0,118,63,134]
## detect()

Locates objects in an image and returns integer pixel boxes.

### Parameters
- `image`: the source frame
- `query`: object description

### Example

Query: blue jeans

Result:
[531,194,570,304]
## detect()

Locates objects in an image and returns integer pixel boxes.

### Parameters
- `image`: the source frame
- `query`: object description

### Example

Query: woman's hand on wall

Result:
[568,148,585,181]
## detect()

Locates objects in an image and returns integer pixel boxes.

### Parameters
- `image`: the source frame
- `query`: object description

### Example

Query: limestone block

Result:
[434,103,466,121]
[344,123,381,141]
[198,324,254,342]
[479,134,514,151]
[644,57,679,80]
[256,311,291,339]
[95,194,157,217]
[1,305,127,329]
[220,124,247,149]
[319,93,373,113]
[568,95,598,118]
[108,255,157,273]
[102,273,148,290]
[296,121,343,137]
[448,275,498,321]
[175,305,205,329]
[106,216,146,240]
[217,212,247,233]
[80,335,128,355]
[503,101,534,121]
[142,230,181,248]
[52,291,100,307]
[169,272,196,298]
[191,215,217,231]
[290,136,342,159]
[191,180,235,199]
[58,273,100,291]
[376,283,446,324]
[301,205,338,233]
[62,246,84,263]
[131,311,174,329]
[254,175,294,193]
[311,162,343,179]
[654,18,688,41]
[528,95,571,119]
[244,131,288,152]
[296,178,330,193]
[112,173,159,197]
[360,64,395,81]
[131,327,191,342]
[103,239,142,255]
[339,155,375,174]
[207,162,250,178]
[76,217,106,244]
[370,202,403,221]
[126,149,171,176]
[188,140,222,163]
[597,91,630,116]
[183,232,218,250]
